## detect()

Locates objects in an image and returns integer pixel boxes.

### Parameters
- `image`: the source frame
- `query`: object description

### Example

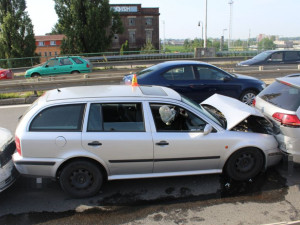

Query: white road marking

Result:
[0,104,31,109]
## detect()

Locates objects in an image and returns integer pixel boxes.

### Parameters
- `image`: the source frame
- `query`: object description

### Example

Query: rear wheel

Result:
[239,90,257,105]
[59,160,103,198]
[225,148,264,181]
[71,71,80,74]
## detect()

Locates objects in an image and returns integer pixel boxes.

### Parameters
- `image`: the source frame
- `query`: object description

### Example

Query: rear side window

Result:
[284,52,300,61]
[258,81,300,111]
[87,103,145,132]
[71,57,84,64]
[30,104,85,131]
[162,66,195,80]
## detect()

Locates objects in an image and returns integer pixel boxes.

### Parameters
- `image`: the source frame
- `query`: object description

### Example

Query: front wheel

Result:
[59,160,103,198]
[225,148,264,181]
[239,90,257,105]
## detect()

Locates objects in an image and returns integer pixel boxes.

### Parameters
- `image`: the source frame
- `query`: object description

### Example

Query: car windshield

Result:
[252,51,272,61]
[136,64,161,78]
[181,95,222,127]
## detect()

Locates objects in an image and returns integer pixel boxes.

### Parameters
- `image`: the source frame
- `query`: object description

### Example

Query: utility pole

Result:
[228,0,233,50]
[204,0,207,48]
[163,20,166,52]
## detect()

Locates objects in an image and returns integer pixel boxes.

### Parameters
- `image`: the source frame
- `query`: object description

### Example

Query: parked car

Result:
[254,74,300,163]
[0,68,14,80]
[123,60,266,104]
[13,85,281,198]
[0,127,18,192]
[237,50,300,66]
[25,56,92,78]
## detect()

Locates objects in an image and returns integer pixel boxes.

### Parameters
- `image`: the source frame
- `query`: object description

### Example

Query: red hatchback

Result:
[0,68,13,80]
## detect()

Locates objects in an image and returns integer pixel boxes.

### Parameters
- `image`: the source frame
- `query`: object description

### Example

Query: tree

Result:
[140,41,156,54]
[0,0,36,67]
[258,38,276,50]
[53,0,124,54]
[120,40,129,55]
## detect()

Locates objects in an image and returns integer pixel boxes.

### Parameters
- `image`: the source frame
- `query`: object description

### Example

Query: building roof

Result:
[35,35,66,42]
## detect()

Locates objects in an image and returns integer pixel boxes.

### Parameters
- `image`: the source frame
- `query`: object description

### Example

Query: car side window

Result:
[87,103,145,132]
[150,103,207,132]
[30,104,85,131]
[46,59,58,67]
[162,66,195,80]
[196,66,228,81]
[284,52,300,61]
[269,52,283,62]
[60,58,73,66]
[71,57,84,64]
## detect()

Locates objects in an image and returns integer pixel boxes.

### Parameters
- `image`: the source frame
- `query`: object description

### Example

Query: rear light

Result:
[15,136,21,156]
[252,98,256,107]
[272,112,300,127]
[86,64,90,68]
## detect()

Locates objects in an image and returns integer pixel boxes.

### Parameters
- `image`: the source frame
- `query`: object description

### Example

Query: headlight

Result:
[0,73,4,77]
[261,83,266,89]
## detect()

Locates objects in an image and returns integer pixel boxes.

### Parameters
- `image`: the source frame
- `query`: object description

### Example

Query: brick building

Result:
[110,4,160,51]
[35,35,65,62]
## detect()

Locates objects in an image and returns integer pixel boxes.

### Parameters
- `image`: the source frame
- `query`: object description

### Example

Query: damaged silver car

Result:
[0,127,18,192]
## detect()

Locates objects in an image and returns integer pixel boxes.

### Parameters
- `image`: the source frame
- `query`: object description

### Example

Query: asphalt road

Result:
[1,105,300,225]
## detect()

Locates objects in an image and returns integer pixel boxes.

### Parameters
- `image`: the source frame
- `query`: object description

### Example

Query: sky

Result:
[26,0,300,40]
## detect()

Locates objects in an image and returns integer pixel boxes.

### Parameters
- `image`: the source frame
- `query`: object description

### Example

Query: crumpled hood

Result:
[201,94,265,130]
[0,127,13,152]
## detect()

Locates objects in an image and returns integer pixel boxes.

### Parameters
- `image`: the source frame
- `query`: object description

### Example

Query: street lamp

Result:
[198,21,204,43]
[220,29,227,51]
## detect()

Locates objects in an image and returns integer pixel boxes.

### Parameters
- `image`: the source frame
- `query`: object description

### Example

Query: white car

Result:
[13,85,281,198]
[0,127,18,192]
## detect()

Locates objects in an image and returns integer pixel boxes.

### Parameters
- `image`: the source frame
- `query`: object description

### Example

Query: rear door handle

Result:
[88,141,102,146]
[156,141,169,146]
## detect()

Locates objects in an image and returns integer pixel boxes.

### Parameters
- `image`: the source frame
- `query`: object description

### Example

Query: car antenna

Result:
[57,88,61,92]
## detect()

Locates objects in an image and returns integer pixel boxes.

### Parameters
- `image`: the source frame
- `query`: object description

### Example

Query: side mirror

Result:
[223,76,231,82]
[203,124,213,135]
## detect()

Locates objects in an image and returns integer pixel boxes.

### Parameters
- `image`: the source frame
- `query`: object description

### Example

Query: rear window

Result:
[258,81,300,111]
[71,57,84,64]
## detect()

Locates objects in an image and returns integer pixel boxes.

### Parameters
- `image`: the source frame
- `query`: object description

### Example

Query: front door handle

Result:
[88,141,102,146]
[156,141,169,146]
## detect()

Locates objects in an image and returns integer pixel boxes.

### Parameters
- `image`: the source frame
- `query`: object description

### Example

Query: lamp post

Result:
[204,0,207,48]
[220,29,227,51]
[198,21,203,44]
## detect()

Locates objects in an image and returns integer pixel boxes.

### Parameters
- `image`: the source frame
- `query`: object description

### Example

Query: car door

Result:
[266,51,284,65]
[147,102,223,173]
[194,65,240,100]
[58,58,74,74]
[159,66,201,101]
[81,102,154,176]
[40,58,59,75]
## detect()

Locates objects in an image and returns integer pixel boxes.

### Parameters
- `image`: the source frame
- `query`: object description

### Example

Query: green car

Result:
[25,56,92,78]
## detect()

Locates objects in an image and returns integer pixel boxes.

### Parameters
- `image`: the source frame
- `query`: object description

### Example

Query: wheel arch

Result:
[71,70,80,74]
[56,157,108,180]
[31,72,41,77]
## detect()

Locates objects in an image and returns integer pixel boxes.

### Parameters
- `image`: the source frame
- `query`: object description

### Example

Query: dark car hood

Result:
[233,73,263,82]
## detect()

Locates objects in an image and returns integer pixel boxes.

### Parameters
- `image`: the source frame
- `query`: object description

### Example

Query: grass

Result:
[0,91,44,99]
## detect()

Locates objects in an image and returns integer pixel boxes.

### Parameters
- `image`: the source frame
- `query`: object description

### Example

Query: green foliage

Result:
[0,0,37,68]
[258,38,276,50]
[140,41,156,54]
[120,40,129,55]
[53,0,124,54]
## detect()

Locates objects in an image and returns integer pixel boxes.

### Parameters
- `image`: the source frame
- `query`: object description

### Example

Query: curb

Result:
[0,96,38,106]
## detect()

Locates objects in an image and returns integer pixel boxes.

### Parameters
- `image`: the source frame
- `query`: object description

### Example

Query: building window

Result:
[44,52,47,56]
[55,52,58,56]
[49,52,52,56]
[50,41,56,46]
[145,18,153,26]
[128,18,136,26]
[38,41,45,46]
[146,30,153,43]
[129,30,136,44]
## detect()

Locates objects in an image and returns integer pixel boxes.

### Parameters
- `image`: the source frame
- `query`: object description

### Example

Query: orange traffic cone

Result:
[131,74,138,86]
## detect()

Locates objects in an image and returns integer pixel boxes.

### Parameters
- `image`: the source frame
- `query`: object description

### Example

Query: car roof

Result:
[45,85,182,102]
[277,76,300,89]
[157,60,210,67]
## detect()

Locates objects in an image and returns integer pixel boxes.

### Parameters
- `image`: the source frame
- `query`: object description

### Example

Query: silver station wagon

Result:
[13,85,281,198]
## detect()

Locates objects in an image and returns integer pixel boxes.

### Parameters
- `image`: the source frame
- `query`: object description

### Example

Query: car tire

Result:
[71,71,80,74]
[239,90,257,105]
[225,148,264,181]
[59,160,103,198]
[31,73,40,78]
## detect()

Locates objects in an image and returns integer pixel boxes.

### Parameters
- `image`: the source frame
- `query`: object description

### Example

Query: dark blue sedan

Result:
[123,60,266,104]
